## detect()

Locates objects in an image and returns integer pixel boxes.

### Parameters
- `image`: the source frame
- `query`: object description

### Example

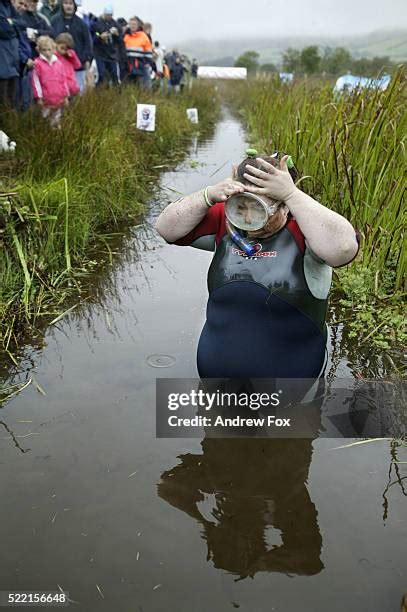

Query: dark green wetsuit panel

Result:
[198,226,330,378]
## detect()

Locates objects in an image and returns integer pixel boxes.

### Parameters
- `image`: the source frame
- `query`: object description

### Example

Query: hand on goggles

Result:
[206,177,245,204]
[243,155,297,203]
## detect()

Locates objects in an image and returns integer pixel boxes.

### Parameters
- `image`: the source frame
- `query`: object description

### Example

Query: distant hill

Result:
[353,30,407,62]
[202,56,235,67]
[176,29,407,65]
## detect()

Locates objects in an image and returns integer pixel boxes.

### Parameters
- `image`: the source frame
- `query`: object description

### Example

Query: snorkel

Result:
[225,148,286,256]
[225,218,258,257]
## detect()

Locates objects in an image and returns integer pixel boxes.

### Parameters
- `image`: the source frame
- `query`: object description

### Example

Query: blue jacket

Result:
[19,9,52,34]
[17,28,32,71]
[170,63,184,85]
[18,9,52,56]
[91,16,122,61]
[0,0,19,79]
[51,11,92,69]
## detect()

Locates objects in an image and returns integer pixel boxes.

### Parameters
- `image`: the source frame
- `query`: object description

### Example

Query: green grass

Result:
[223,70,406,356]
[0,83,220,358]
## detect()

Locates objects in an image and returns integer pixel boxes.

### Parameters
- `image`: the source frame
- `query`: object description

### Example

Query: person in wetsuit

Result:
[155,151,359,378]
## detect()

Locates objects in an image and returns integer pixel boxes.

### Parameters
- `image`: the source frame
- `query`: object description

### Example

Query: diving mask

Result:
[225,192,280,231]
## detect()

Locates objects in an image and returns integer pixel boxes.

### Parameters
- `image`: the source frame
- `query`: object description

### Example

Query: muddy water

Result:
[0,111,406,612]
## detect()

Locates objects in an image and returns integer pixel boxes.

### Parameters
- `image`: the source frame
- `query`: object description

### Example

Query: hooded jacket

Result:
[169,62,184,85]
[19,8,52,56]
[123,29,152,65]
[39,0,60,23]
[0,0,19,79]
[51,0,92,69]
[91,15,122,61]
[56,48,80,95]
[32,53,69,106]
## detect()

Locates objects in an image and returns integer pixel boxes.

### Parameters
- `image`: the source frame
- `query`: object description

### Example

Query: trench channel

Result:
[0,108,406,612]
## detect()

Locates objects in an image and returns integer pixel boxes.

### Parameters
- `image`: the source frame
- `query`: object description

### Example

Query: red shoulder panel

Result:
[286,218,305,254]
[214,203,227,245]
[174,202,226,246]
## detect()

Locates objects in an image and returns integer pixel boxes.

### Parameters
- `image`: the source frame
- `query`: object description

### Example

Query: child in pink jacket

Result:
[32,36,69,126]
[55,33,81,98]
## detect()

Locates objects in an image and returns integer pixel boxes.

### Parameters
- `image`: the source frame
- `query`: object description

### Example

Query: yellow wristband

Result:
[204,186,214,208]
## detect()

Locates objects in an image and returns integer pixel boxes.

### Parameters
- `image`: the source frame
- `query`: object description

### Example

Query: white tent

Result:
[279,72,294,82]
[197,66,247,79]
[334,73,391,93]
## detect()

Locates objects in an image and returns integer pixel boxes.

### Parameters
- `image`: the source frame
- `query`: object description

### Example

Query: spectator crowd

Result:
[1,0,199,123]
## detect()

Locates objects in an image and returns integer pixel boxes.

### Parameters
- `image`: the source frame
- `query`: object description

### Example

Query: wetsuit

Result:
[174,203,332,378]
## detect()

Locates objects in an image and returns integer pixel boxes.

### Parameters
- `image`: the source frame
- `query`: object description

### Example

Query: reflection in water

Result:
[0,128,216,384]
[158,437,323,580]
[382,439,407,521]
[0,221,166,388]
[0,419,30,453]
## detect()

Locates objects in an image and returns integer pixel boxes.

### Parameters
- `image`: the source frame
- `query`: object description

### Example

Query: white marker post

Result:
[186,108,199,124]
[136,104,156,132]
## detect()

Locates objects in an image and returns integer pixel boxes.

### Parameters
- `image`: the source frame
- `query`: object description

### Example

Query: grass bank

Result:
[0,83,220,360]
[224,71,406,361]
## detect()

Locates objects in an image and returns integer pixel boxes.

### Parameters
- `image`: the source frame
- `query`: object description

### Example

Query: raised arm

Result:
[243,156,359,268]
[279,187,359,267]
[155,178,245,243]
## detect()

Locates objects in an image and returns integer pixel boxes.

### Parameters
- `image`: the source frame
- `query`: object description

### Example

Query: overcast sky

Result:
[84,0,407,45]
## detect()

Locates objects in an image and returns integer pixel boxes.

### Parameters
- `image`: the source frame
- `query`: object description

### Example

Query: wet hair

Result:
[237,154,299,184]
[235,154,300,208]
[55,32,74,48]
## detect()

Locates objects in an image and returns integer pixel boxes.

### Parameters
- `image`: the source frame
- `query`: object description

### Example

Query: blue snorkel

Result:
[224,148,270,257]
[225,147,295,257]
[225,219,258,257]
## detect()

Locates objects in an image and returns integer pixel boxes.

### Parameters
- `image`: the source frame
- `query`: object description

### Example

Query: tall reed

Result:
[225,70,406,351]
[0,83,220,355]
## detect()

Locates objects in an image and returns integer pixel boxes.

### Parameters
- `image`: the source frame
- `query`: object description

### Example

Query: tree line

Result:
[234,46,401,77]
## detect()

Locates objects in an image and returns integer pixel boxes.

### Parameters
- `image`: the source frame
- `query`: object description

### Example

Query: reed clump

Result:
[0,83,219,356]
[224,70,406,353]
